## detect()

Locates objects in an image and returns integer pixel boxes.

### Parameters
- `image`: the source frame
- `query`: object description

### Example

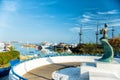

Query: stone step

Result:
[89,71,120,80]
[96,62,120,78]
[80,63,120,80]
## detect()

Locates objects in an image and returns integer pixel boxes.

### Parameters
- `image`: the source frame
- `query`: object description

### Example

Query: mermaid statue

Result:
[98,23,114,62]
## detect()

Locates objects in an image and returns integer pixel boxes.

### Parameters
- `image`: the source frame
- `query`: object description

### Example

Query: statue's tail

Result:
[98,39,114,62]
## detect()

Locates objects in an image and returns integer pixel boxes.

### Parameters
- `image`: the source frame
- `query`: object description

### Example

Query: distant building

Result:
[0,42,11,52]
[40,41,54,49]
[5,42,11,51]
[0,42,5,52]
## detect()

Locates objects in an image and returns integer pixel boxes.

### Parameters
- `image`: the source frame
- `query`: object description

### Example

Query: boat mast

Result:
[112,26,115,38]
[96,24,99,45]
[79,26,82,44]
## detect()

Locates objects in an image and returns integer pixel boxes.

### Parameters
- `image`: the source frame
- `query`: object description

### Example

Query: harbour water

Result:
[13,43,57,57]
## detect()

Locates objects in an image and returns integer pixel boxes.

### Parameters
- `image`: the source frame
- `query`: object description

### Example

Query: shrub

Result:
[109,38,120,56]
[0,52,11,65]
[0,51,20,66]
[71,43,103,55]
[9,51,20,60]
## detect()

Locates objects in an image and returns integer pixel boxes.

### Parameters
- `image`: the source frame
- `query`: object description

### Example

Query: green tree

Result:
[9,46,15,51]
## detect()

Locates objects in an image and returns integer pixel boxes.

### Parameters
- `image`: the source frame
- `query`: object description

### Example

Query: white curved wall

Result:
[9,56,99,80]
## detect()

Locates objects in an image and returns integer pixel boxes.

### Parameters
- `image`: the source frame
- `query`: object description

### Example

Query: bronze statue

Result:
[98,23,114,62]
[100,23,108,40]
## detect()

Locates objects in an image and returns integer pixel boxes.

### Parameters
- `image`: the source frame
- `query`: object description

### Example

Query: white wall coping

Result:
[9,56,99,80]
[10,56,120,80]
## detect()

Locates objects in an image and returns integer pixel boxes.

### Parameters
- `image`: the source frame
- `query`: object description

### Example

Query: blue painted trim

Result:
[11,62,28,80]
[0,66,11,77]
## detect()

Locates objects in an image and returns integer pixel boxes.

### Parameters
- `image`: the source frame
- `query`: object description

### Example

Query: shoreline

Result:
[20,55,34,60]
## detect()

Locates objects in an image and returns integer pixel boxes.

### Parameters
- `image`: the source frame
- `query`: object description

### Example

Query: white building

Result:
[0,42,11,52]
[0,42,5,52]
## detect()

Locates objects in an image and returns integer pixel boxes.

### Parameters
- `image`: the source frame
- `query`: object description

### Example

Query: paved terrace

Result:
[23,62,81,80]
[9,56,120,80]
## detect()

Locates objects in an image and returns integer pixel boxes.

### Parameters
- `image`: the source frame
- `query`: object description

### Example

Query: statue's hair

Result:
[105,23,108,27]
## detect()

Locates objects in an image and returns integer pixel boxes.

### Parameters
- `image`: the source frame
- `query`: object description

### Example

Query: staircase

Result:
[80,62,120,80]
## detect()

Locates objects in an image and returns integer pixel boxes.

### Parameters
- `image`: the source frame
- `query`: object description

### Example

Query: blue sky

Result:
[0,0,120,43]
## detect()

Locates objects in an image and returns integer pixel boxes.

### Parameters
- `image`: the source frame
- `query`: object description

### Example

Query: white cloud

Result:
[0,0,19,29]
[109,19,120,23]
[78,10,120,25]
[75,24,80,26]
[83,14,91,18]
[70,13,93,23]
[80,18,91,23]
[39,0,57,6]
[79,13,92,23]
[1,0,18,12]
[70,27,93,32]
[98,10,119,15]
[69,9,120,40]
[110,23,120,27]
[70,27,80,32]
